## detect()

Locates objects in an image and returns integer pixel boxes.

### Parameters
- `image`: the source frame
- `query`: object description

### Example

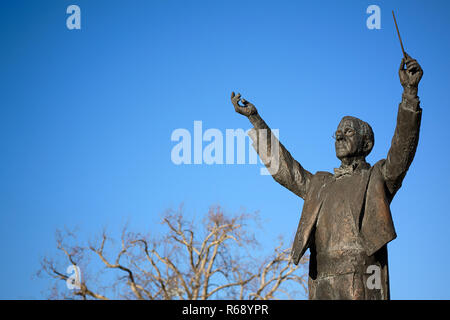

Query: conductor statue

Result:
[230,53,423,299]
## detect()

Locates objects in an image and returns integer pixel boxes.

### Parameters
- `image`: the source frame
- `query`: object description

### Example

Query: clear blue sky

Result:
[1,0,449,299]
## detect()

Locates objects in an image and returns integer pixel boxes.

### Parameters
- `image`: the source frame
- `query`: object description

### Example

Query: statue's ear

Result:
[364,140,374,155]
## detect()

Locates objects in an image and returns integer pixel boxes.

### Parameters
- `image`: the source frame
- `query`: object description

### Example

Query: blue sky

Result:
[1,0,449,299]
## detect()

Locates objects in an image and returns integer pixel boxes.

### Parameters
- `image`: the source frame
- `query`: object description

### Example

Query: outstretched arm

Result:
[383,54,423,197]
[231,92,312,199]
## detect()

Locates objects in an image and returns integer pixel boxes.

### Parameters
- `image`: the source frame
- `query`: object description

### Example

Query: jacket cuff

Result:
[400,93,421,112]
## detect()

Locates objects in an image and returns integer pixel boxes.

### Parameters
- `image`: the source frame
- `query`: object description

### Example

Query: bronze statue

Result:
[230,53,423,299]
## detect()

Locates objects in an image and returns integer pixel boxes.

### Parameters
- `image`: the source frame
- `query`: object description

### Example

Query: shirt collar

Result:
[334,160,370,179]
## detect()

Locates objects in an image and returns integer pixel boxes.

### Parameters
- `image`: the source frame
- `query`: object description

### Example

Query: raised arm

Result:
[231,92,312,199]
[383,53,423,197]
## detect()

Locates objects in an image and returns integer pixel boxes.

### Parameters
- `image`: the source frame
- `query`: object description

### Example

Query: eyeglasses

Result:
[332,128,356,140]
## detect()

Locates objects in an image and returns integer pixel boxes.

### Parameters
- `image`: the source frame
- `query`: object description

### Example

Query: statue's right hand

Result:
[231,92,257,117]
[399,53,423,89]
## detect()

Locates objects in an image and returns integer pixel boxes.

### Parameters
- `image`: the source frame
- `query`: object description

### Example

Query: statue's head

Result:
[334,116,374,161]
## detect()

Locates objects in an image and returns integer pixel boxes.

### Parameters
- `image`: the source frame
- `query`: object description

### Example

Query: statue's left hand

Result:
[231,92,257,117]
[399,53,423,90]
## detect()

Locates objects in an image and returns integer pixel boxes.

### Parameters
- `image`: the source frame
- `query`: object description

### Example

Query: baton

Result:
[392,10,407,60]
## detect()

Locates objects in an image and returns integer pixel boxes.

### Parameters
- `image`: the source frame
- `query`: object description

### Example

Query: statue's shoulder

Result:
[312,171,334,185]
[303,171,333,199]
[371,159,386,175]
[314,170,333,177]
[374,159,386,167]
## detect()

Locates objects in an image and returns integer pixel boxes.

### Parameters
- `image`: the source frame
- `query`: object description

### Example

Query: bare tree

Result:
[38,205,308,300]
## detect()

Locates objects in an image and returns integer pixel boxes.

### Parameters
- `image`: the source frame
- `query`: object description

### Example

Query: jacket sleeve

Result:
[383,92,422,198]
[247,113,312,199]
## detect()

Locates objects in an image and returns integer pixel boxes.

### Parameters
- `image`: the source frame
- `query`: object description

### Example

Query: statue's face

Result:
[334,118,365,160]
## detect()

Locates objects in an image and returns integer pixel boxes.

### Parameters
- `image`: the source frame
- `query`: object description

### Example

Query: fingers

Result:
[407,61,421,74]
[404,52,414,65]
[242,98,255,109]
[231,92,241,104]
[404,52,418,67]
[404,52,415,66]
[406,59,418,68]
[231,92,241,99]
[231,92,243,114]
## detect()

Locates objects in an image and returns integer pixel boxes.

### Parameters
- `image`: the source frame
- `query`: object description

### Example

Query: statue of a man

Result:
[230,54,423,299]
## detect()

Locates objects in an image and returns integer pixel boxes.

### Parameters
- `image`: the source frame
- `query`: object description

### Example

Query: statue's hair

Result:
[340,116,375,156]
